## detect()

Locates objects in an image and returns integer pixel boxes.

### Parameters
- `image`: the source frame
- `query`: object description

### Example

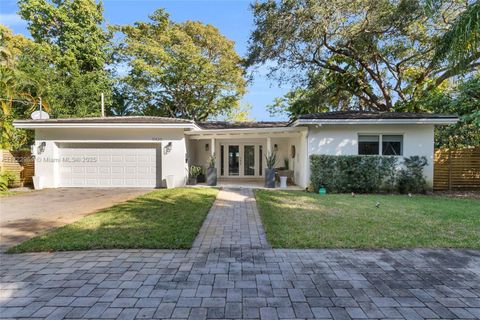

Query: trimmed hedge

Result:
[310,155,398,193]
[397,156,428,194]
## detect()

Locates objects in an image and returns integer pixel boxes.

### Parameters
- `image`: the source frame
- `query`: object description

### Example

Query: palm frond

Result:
[432,1,480,68]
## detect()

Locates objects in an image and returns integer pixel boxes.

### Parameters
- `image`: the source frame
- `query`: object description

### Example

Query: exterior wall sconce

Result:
[274,144,278,151]
[37,141,46,155]
[205,143,209,152]
[164,142,172,154]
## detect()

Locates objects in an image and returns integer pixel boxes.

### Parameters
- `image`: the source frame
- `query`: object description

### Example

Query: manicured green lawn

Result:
[255,190,480,249]
[8,187,218,253]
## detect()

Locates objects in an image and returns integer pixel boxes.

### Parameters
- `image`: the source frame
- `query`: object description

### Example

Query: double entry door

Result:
[220,143,264,178]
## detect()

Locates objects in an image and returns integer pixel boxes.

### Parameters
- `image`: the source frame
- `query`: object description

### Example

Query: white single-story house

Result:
[14,111,458,189]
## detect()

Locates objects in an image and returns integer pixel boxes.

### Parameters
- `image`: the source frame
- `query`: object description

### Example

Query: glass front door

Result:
[228,145,239,176]
[222,143,263,177]
[244,145,255,176]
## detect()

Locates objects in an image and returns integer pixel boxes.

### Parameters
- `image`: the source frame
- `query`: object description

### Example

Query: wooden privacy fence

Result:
[434,146,480,190]
[0,150,35,187]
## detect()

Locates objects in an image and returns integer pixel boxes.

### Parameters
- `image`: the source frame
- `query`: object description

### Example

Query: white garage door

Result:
[59,143,160,187]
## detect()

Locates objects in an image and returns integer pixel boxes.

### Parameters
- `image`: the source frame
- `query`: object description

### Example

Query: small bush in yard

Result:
[0,171,16,191]
[0,174,8,191]
[397,156,428,194]
[310,155,397,193]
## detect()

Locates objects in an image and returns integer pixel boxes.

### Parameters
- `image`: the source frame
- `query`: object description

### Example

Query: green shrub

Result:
[310,155,398,193]
[0,175,8,191]
[188,165,203,178]
[265,151,277,169]
[397,156,428,194]
[0,171,16,191]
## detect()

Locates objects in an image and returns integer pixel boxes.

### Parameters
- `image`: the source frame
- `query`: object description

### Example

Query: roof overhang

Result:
[13,120,200,130]
[185,126,307,139]
[290,118,459,126]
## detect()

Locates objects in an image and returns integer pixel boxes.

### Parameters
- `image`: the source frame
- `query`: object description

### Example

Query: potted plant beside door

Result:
[206,154,217,186]
[187,165,202,185]
[264,151,277,188]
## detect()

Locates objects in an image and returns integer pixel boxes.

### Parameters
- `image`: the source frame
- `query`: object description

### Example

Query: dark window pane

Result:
[358,135,379,155]
[359,142,379,155]
[244,145,255,176]
[259,145,263,176]
[382,135,403,155]
[220,145,224,175]
[228,145,239,176]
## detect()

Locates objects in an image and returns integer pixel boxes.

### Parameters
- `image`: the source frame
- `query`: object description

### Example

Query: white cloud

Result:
[0,13,27,27]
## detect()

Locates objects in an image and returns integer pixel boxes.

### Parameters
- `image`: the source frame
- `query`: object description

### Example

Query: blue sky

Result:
[0,0,290,121]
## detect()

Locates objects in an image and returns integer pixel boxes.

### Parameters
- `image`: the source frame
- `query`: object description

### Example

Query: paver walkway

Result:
[1,188,480,319]
[192,188,269,250]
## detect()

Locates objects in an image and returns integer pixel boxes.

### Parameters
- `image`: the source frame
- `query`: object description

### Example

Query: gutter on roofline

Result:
[289,118,459,127]
[13,121,201,130]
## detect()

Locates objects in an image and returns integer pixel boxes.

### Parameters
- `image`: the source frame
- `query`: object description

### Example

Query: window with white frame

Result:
[358,134,403,156]
[358,135,379,155]
[382,135,403,155]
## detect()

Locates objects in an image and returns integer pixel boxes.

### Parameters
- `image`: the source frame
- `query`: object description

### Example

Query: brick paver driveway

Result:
[1,188,479,319]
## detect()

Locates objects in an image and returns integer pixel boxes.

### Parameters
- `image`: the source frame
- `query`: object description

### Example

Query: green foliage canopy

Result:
[18,0,113,117]
[0,25,52,149]
[428,0,480,70]
[248,0,477,116]
[115,9,246,121]
[423,75,480,148]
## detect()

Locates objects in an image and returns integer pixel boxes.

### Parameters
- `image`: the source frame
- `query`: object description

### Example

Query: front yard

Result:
[8,187,218,253]
[255,190,480,249]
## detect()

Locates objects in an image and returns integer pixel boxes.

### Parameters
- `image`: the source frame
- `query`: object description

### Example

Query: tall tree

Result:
[424,75,480,147]
[266,71,355,118]
[247,0,478,116]
[115,9,246,121]
[0,25,51,149]
[18,0,112,117]
[107,86,134,116]
[213,103,254,122]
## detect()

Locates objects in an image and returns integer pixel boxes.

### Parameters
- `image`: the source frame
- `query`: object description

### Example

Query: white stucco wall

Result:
[272,136,307,188]
[191,139,211,170]
[33,128,188,188]
[293,132,309,188]
[306,124,435,188]
[29,124,434,190]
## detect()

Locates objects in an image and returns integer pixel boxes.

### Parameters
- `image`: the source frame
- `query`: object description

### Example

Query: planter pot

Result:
[187,177,197,185]
[206,167,217,186]
[197,173,206,183]
[276,169,294,184]
[264,168,276,188]
[279,176,288,188]
[166,175,175,189]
